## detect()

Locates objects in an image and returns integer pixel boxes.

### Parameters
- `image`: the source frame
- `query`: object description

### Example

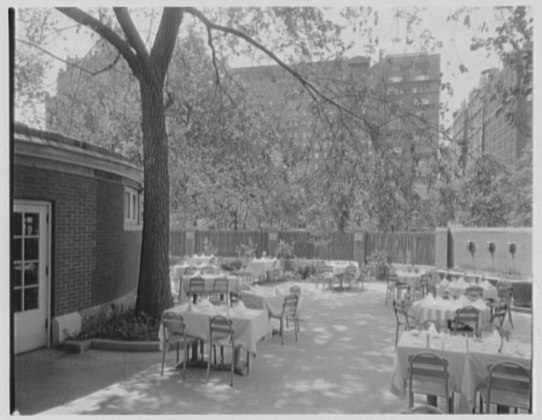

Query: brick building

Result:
[452,56,532,171]
[12,123,143,354]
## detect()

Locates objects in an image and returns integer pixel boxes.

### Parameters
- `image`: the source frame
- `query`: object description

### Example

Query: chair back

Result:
[289,285,301,296]
[209,315,234,344]
[408,352,451,407]
[388,273,399,284]
[393,300,411,329]
[213,278,229,294]
[282,294,298,317]
[419,273,432,290]
[486,361,532,413]
[188,277,205,293]
[490,302,508,327]
[161,311,185,339]
[454,305,480,335]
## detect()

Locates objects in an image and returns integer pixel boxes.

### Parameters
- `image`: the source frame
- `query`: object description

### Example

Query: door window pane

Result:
[25,262,39,285]
[12,238,22,261]
[13,261,22,287]
[24,287,39,310]
[12,289,22,312]
[24,213,39,236]
[24,238,39,260]
[12,213,22,236]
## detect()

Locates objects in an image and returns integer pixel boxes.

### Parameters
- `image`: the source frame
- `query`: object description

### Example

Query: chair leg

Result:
[294,317,298,342]
[161,343,167,376]
[507,307,514,328]
[280,317,284,345]
[220,346,224,370]
[176,342,179,363]
[230,347,234,387]
[206,340,212,382]
[246,350,250,375]
[182,342,187,381]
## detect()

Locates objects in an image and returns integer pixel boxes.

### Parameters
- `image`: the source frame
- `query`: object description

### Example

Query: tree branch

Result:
[113,8,149,62]
[17,37,121,76]
[182,7,365,123]
[149,8,183,82]
[56,8,139,74]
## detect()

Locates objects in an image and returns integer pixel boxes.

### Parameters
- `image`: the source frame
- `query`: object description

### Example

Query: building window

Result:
[414,74,429,81]
[124,187,142,230]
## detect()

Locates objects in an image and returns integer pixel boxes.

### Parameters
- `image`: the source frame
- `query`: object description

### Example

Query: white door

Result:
[13,201,50,354]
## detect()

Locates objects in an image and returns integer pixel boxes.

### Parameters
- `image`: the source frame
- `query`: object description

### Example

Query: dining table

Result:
[437,277,499,301]
[410,294,491,329]
[241,284,304,316]
[159,300,272,376]
[244,257,280,280]
[181,272,241,303]
[324,260,360,290]
[390,329,531,413]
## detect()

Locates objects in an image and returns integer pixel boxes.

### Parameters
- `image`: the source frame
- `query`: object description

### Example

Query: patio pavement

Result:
[14,281,532,415]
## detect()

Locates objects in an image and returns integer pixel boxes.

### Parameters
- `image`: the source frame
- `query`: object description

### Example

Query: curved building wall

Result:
[13,124,143,328]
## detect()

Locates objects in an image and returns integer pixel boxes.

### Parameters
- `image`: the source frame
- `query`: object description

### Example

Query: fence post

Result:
[185,230,196,256]
[353,232,365,266]
[268,231,279,257]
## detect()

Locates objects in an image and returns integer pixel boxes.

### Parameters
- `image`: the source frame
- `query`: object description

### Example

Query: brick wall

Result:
[14,164,142,317]
[94,179,140,305]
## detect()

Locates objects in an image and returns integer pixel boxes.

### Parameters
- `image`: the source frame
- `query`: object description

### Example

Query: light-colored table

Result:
[170,264,223,300]
[159,302,271,375]
[390,330,531,413]
[185,254,215,266]
[437,278,499,301]
[410,295,490,328]
[324,261,360,290]
[245,258,279,279]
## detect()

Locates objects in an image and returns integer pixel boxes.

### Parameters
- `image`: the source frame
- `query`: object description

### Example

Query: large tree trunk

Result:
[135,79,172,318]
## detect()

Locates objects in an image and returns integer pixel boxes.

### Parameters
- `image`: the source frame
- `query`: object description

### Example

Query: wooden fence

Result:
[170,229,435,266]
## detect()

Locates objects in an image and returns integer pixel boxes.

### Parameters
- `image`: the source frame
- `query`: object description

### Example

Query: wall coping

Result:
[13,123,143,184]
[448,227,531,233]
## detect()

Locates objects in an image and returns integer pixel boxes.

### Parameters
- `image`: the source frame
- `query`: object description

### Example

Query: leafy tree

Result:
[17,7,364,317]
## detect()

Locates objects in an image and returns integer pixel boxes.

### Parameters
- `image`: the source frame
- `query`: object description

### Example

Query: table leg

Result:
[176,340,207,370]
[210,347,249,376]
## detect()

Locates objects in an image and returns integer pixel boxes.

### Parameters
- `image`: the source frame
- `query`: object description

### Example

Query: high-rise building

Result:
[233,52,440,178]
[452,56,532,171]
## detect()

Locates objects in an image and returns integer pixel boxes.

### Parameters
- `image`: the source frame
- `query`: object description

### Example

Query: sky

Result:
[12,0,516,130]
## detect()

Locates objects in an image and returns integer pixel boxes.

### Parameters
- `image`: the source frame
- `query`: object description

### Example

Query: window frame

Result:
[124,186,142,231]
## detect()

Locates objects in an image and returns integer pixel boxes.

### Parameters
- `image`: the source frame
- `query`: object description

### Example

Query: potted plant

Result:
[487,241,496,273]
[466,241,476,270]
[274,240,295,272]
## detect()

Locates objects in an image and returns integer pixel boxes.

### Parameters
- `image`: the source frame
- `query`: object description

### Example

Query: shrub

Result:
[76,308,160,342]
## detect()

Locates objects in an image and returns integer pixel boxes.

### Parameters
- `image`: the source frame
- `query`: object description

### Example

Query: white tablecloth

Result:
[170,264,223,299]
[390,330,531,413]
[185,254,215,266]
[245,258,279,278]
[159,302,271,355]
[411,295,490,327]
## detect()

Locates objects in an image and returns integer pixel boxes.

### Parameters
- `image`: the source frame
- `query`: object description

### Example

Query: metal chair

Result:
[269,294,299,344]
[416,273,432,298]
[343,265,357,290]
[321,265,335,290]
[408,352,455,413]
[200,265,216,275]
[392,300,412,346]
[229,291,241,307]
[477,361,532,414]
[160,312,199,380]
[187,276,206,302]
[208,277,229,305]
[289,285,301,297]
[451,306,480,337]
[497,285,514,328]
[386,273,399,305]
[206,315,235,387]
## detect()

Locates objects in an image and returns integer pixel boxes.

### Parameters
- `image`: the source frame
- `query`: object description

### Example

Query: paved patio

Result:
[14,281,532,415]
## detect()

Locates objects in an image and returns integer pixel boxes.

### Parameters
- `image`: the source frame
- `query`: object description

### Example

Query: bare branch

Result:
[17,37,121,77]
[56,8,139,74]
[182,7,365,124]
